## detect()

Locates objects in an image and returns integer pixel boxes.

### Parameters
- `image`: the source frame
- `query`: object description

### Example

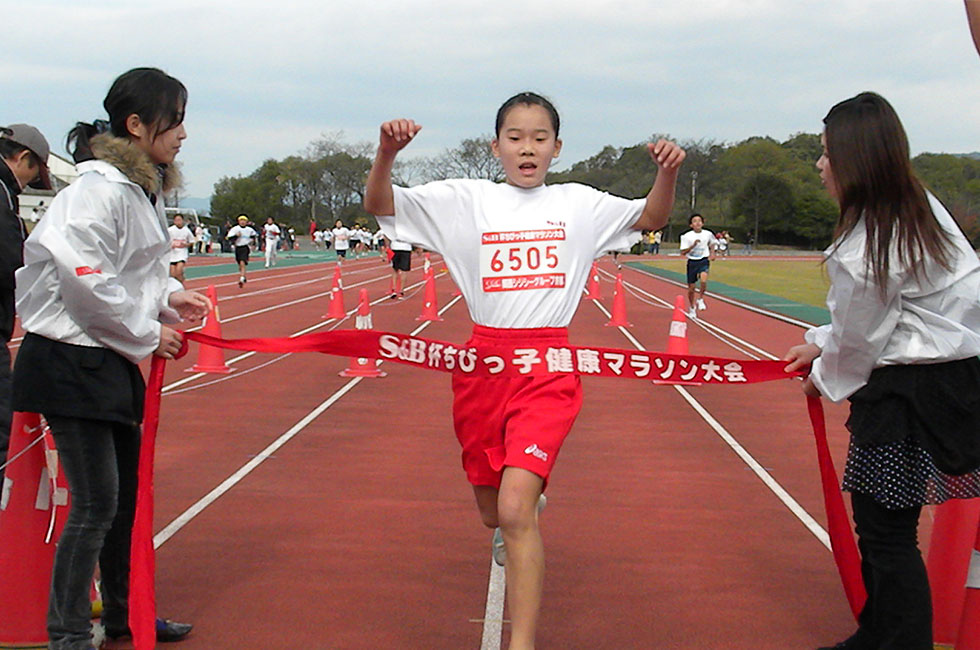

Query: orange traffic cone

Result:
[956,522,980,649]
[340,290,386,378]
[188,285,233,374]
[666,295,689,354]
[604,273,631,327]
[416,265,443,322]
[0,413,69,648]
[584,261,601,299]
[928,499,980,644]
[323,263,346,319]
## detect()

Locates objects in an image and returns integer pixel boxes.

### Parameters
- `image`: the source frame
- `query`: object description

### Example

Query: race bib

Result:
[480,229,568,292]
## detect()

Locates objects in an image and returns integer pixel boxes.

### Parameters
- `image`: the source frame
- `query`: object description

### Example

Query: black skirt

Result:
[842,357,980,509]
[12,333,145,426]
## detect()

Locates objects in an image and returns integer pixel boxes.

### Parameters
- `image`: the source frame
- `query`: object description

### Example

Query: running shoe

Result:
[492,494,547,567]
[238,276,244,288]
[687,307,697,319]
[697,298,707,311]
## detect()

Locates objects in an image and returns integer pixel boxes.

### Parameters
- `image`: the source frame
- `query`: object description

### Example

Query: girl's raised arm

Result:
[634,139,685,231]
[364,119,422,216]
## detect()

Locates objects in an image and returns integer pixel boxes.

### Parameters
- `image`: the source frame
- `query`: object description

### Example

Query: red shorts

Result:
[451,325,583,488]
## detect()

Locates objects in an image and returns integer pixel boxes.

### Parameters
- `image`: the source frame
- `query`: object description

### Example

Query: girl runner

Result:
[364,91,685,649]
[784,92,980,650]
[11,67,210,649]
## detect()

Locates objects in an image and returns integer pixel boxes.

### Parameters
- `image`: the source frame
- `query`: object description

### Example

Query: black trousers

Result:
[0,342,12,487]
[45,416,140,650]
[850,491,932,649]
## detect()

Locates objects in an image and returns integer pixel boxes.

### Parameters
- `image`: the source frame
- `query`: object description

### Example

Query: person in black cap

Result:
[0,123,51,487]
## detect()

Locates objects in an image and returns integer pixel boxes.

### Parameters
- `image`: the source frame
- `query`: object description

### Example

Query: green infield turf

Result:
[627,257,832,325]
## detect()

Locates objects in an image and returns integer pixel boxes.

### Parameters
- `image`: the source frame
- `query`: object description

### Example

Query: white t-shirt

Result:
[390,238,412,252]
[313,230,324,243]
[332,227,350,250]
[168,224,195,263]
[679,229,717,260]
[380,179,644,328]
[228,225,256,247]
[264,223,281,241]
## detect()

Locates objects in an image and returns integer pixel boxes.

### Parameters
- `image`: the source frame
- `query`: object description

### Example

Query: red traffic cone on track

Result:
[340,290,386,378]
[584,261,601,299]
[604,273,631,327]
[188,285,233,374]
[324,263,346,319]
[928,499,980,644]
[0,413,69,648]
[666,295,689,355]
[955,522,980,649]
[416,265,443,322]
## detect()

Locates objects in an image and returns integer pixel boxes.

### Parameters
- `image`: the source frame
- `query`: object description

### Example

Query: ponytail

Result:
[66,119,111,164]
[66,68,186,164]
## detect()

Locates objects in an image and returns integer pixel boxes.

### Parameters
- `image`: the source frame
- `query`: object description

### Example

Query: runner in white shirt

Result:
[262,217,281,268]
[167,213,195,283]
[364,91,685,648]
[226,214,257,287]
[678,213,717,317]
[331,220,350,260]
[313,229,324,251]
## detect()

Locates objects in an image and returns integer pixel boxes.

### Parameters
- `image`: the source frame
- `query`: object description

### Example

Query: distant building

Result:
[20,151,78,224]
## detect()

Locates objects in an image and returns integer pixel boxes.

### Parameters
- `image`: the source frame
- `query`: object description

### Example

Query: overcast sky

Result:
[3,0,978,200]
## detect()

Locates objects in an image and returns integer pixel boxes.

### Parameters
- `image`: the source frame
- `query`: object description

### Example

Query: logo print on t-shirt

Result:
[480,229,568,292]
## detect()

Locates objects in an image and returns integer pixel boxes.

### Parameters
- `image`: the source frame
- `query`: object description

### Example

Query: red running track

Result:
[14,252,938,648]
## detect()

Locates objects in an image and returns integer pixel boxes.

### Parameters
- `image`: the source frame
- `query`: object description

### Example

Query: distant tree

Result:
[425,135,502,182]
[913,153,980,244]
[731,173,794,244]
[782,132,823,166]
[211,159,288,223]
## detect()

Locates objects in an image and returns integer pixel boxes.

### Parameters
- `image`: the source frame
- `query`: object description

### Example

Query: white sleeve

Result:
[804,323,832,349]
[586,186,646,257]
[383,180,475,254]
[32,190,164,361]
[808,246,905,402]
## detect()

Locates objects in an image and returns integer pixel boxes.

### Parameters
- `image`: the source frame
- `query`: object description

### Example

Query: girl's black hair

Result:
[67,67,187,164]
[823,91,954,293]
[495,92,560,137]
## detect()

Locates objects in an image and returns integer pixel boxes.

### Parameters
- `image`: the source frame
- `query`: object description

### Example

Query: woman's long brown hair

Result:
[823,92,953,295]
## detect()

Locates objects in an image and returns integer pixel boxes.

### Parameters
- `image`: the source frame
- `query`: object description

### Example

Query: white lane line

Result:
[153,294,463,549]
[587,296,831,550]
[480,562,507,650]
[161,275,427,394]
[605,263,816,329]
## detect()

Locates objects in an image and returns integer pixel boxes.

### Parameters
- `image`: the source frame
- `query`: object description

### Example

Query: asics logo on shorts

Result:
[524,444,548,462]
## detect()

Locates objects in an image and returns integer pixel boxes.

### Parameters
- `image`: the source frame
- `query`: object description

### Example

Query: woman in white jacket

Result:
[785,92,980,650]
[11,68,209,650]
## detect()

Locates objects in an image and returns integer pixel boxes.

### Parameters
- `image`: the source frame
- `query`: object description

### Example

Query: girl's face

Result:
[129,106,187,166]
[817,133,839,203]
[491,103,561,189]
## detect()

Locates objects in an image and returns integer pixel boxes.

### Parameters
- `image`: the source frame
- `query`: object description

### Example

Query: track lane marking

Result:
[153,294,464,551]
[587,293,832,551]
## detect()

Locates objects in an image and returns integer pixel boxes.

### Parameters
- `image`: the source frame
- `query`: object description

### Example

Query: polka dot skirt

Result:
[843,436,980,510]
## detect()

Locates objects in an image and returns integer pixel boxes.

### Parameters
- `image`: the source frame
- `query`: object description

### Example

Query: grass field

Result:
[634,256,831,308]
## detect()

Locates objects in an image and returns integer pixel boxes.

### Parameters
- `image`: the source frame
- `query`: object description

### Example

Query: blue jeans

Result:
[45,416,140,650]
